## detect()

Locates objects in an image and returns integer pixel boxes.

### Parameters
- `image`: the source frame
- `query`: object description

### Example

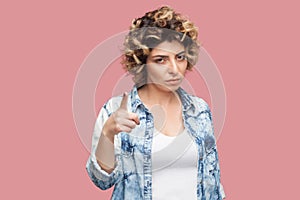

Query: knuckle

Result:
[131,121,136,128]
[114,124,121,133]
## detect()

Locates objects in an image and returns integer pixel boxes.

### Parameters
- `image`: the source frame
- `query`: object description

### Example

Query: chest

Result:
[150,104,184,136]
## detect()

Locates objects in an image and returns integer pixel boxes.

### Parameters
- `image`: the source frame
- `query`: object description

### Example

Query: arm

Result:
[86,93,140,190]
[200,101,226,199]
[95,129,116,174]
[86,101,121,190]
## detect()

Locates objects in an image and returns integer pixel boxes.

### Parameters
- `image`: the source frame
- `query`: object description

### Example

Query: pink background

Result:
[1,0,299,199]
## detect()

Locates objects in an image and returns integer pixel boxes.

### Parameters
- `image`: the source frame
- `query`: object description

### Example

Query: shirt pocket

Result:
[121,139,134,157]
[204,135,218,173]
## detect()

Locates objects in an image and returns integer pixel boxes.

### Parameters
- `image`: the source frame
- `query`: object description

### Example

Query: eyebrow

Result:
[151,51,186,58]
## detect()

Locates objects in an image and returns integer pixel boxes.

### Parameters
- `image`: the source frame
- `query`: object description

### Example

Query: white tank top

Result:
[152,128,198,200]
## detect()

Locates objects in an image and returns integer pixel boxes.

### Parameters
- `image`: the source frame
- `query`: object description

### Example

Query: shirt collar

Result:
[176,87,195,111]
[130,85,195,112]
[130,85,144,112]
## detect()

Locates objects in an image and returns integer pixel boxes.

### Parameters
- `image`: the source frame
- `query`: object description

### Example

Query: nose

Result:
[169,58,178,74]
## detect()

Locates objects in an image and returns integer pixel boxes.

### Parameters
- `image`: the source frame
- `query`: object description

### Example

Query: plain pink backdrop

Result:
[1,0,299,199]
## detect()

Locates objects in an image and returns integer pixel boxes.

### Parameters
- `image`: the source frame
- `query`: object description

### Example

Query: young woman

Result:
[86,6,225,200]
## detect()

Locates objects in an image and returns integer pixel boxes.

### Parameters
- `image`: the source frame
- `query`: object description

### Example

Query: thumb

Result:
[130,113,140,125]
[119,92,128,110]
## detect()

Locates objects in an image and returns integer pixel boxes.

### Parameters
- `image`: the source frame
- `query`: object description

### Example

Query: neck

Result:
[138,84,179,107]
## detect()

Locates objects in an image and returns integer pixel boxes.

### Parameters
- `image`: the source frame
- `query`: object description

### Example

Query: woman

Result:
[86,6,225,200]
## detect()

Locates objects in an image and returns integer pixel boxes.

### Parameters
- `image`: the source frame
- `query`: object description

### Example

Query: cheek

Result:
[179,64,188,75]
[147,66,166,77]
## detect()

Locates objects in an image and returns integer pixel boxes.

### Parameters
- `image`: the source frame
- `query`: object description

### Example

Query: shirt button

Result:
[199,155,203,160]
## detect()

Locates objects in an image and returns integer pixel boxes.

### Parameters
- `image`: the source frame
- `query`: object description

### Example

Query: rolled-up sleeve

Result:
[86,100,122,190]
[220,183,226,199]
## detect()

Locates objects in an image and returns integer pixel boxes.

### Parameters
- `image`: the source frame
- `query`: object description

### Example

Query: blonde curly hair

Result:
[122,6,200,87]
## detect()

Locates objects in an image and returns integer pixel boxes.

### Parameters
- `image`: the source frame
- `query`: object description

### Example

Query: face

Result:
[145,40,188,91]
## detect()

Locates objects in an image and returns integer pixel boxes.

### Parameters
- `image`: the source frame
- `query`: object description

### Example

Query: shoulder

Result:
[100,86,138,115]
[105,95,123,107]
[102,90,135,114]
[177,87,211,113]
[100,95,123,116]
[188,94,211,113]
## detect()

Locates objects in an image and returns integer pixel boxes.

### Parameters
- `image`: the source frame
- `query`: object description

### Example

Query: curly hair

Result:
[122,6,200,87]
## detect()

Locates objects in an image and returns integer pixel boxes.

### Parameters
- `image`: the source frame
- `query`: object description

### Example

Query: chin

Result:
[161,84,180,92]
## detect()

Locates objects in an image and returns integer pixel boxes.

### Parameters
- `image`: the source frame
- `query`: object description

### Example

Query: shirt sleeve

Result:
[200,100,226,199]
[86,100,122,190]
[220,183,226,199]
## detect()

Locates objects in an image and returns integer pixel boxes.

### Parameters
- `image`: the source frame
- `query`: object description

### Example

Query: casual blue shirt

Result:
[86,86,225,199]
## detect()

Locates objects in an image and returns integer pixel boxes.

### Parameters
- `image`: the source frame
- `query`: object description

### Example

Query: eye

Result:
[176,54,186,61]
[154,57,167,64]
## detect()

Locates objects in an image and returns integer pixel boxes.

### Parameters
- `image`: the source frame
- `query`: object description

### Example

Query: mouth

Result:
[165,78,181,85]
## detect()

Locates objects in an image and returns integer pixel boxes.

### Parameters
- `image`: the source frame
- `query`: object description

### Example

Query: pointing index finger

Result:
[119,92,128,110]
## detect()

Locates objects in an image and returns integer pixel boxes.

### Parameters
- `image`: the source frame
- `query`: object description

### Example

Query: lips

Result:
[166,78,180,82]
[165,78,181,85]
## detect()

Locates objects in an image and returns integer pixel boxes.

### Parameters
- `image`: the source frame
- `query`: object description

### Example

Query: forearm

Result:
[95,131,116,174]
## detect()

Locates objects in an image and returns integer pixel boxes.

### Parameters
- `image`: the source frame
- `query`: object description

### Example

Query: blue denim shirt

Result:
[86,86,225,199]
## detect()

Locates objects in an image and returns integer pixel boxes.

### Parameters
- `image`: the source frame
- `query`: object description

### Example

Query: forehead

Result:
[150,40,185,55]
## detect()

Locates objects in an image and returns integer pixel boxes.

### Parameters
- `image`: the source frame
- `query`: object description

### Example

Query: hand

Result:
[103,92,140,139]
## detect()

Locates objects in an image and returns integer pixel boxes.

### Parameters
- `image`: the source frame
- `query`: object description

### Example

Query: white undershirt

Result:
[152,128,198,200]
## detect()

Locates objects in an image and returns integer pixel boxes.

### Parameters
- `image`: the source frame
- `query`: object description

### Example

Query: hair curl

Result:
[122,6,200,86]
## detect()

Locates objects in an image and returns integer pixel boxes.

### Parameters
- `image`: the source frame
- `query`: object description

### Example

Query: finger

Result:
[128,112,140,125]
[117,118,137,129]
[117,124,134,133]
[123,119,137,129]
[119,92,128,110]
